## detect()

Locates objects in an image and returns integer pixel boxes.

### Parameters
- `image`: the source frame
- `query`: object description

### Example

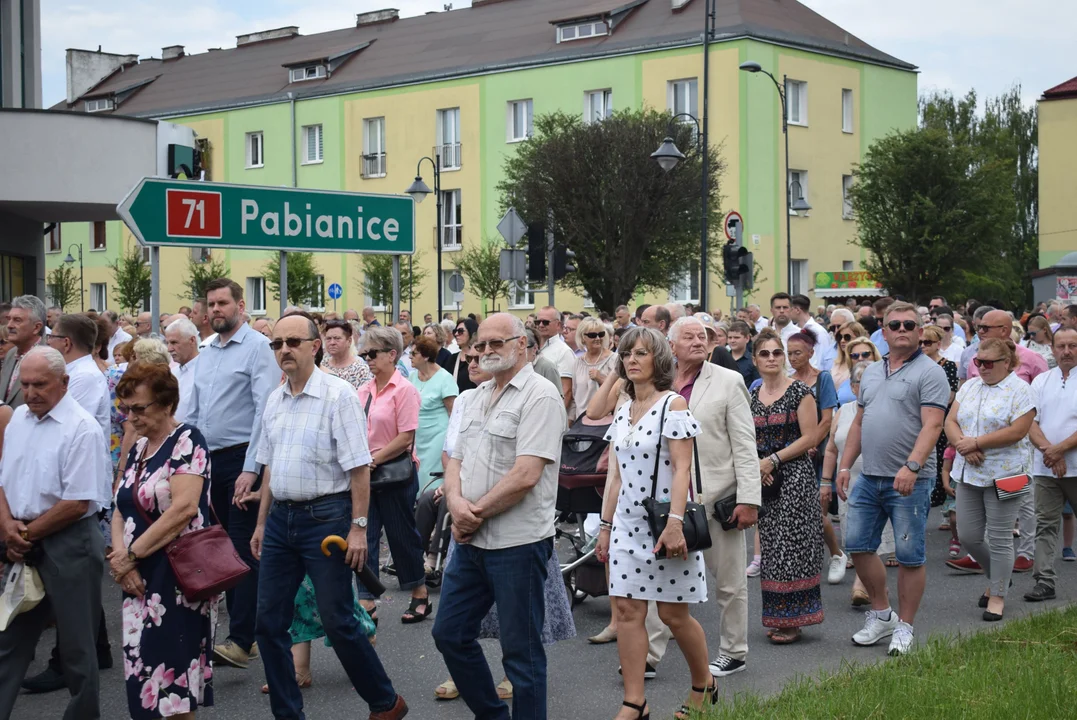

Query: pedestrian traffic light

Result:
[553,244,576,281]
[526,221,546,283]
[723,241,750,285]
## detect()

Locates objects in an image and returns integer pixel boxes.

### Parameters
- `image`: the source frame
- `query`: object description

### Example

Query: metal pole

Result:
[77,246,84,312]
[699,0,714,312]
[279,251,288,316]
[286,91,297,318]
[782,74,792,294]
[435,155,443,321]
[392,255,401,322]
[150,246,160,335]
[546,224,555,307]
[408,255,413,319]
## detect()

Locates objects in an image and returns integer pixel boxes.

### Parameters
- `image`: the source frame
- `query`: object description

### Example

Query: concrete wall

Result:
[65,49,137,105]
[0,0,42,108]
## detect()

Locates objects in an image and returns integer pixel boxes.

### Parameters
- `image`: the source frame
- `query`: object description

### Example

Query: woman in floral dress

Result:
[108,362,216,719]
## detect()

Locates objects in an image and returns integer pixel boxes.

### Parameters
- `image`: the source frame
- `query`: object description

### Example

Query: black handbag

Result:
[364,394,416,491]
[640,395,712,559]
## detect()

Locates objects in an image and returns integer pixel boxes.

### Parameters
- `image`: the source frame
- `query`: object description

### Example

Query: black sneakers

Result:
[709,655,746,677]
[1023,583,1056,602]
[618,662,657,679]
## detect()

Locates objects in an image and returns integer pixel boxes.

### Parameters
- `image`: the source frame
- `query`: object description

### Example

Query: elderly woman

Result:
[109,361,216,719]
[945,337,1035,621]
[251,317,274,338]
[571,316,617,421]
[1023,315,1056,369]
[408,335,457,489]
[423,322,453,367]
[596,327,713,720]
[355,326,432,624]
[835,337,880,405]
[442,318,479,393]
[320,319,372,389]
[750,329,822,643]
[830,322,868,397]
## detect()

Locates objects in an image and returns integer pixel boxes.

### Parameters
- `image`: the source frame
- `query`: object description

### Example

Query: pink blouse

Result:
[356,370,420,457]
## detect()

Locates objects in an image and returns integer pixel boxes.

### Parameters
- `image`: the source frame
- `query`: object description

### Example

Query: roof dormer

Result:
[283,41,374,84]
[551,0,648,44]
[82,75,158,112]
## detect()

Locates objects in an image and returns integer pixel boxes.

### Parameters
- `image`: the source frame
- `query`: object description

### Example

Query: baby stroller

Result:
[557,415,611,606]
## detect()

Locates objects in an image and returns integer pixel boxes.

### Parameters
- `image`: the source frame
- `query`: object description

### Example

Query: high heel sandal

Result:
[674,677,718,719]
[622,699,649,719]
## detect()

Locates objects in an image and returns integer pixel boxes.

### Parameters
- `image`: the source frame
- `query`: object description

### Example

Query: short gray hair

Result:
[362,325,403,359]
[616,326,674,398]
[133,338,171,365]
[830,308,855,325]
[11,295,46,334]
[439,318,456,336]
[166,317,199,339]
[973,305,995,321]
[850,360,872,385]
[668,315,707,343]
[25,346,66,376]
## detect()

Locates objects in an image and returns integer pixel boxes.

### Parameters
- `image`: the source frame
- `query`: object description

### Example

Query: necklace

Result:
[623,390,661,446]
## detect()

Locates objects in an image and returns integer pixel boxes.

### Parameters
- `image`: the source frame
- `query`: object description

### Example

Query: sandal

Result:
[674,678,717,719]
[622,700,650,720]
[362,603,379,628]
[401,596,433,624]
[885,556,900,568]
[496,678,513,700]
[261,672,312,694]
[434,679,459,701]
[768,628,802,645]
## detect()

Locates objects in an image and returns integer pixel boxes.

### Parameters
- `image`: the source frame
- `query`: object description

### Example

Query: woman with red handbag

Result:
[108,361,217,719]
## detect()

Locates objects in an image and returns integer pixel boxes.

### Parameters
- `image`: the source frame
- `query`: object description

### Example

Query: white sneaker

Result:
[888,621,914,656]
[828,551,848,584]
[851,609,898,646]
[746,558,761,577]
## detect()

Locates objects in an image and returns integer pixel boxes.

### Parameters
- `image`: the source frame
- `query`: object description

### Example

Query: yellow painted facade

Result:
[1038,95,1077,268]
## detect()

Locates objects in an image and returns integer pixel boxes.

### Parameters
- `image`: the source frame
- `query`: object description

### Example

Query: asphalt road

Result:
[14,508,1077,719]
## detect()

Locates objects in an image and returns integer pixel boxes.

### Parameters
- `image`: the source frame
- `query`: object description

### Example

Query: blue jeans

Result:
[255,494,398,719]
[432,539,552,720]
[845,474,931,567]
[358,473,426,601]
[210,445,260,650]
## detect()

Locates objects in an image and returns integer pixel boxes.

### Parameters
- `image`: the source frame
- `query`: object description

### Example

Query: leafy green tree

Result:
[108,247,152,314]
[453,237,510,312]
[181,254,230,302]
[850,128,1015,303]
[263,251,323,307]
[497,109,725,313]
[358,254,428,313]
[46,264,81,311]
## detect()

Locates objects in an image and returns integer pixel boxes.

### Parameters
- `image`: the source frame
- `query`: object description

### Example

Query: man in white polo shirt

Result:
[165,317,201,423]
[535,305,576,416]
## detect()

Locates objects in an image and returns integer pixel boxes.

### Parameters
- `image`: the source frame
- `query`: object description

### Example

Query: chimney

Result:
[236,26,299,47]
[162,45,185,61]
[356,9,399,26]
[65,48,138,105]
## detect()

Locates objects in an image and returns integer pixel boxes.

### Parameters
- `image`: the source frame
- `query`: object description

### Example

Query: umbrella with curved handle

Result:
[320,535,386,598]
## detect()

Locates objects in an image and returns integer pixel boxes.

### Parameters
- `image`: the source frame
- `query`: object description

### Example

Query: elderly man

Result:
[251,313,408,720]
[394,321,415,374]
[0,347,112,719]
[838,302,949,656]
[747,304,768,333]
[344,308,360,323]
[535,306,575,411]
[825,308,856,368]
[433,314,566,719]
[134,311,152,338]
[0,295,47,409]
[663,302,687,323]
[165,317,201,423]
[563,313,583,356]
[524,327,563,393]
[362,307,380,329]
[644,317,761,678]
[640,305,672,335]
[46,306,62,330]
[189,278,279,669]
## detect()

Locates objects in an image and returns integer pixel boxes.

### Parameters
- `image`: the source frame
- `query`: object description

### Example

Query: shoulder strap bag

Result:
[363,393,416,491]
[641,394,712,559]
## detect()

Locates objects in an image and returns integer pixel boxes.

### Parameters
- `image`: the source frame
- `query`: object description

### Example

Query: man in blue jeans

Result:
[250,313,407,720]
[837,302,949,656]
[434,314,566,720]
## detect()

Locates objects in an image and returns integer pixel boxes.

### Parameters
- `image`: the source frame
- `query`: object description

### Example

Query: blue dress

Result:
[408,367,458,490]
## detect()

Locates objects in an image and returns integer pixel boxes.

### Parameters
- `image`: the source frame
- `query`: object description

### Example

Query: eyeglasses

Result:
[977,324,1008,334]
[358,348,390,361]
[472,336,520,353]
[269,337,315,351]
[937,325,953,332]
[757,348,785,359]
[839,333,857,342]
[535,319,554,327]
[973,357,1005,369]
[618,349,651,361]
[919,339,937,347]
[584,331,606,339]
[453,328,467,336]
[887,320,918,332]
[848,351,872,360]
[463,354,481,365]
[118,401,158,415]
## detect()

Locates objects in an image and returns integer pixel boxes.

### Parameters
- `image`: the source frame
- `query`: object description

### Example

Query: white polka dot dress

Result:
[603,392,706,603]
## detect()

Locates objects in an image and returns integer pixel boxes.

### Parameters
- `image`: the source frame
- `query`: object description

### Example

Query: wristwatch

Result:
[351,517,368,528]
[127,549,140,563]
[904,460,921,474]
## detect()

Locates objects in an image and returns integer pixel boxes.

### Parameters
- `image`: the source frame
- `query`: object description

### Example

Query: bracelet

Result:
[599,519,613,529]
[821,477,834,483]
[668,512,684,522]
[771,453,782,468]
[820,482,833,489]
[838,468,851,474]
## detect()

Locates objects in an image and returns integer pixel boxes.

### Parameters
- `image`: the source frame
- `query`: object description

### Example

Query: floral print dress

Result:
[115,424,217,719]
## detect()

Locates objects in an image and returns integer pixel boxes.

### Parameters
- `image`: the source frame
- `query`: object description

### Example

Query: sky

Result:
[41,0,1077,109]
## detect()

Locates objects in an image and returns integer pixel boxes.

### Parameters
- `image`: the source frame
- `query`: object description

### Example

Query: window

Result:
[668,78,698,119]
[46,224,61,253]
[363,117,386,177]
[436,108,461,169]
[290,65,326,83]
[509,281,535,309]
[669,261,700,304]
[842,260,854,272]
[302,124,323,164]
[507,99,533,142]
[842,175,854,219]
[306,275,325,311]
[364,281,387,311]
[442,270,460,309]
[90,283,107,311]
[246,131,264,168]
[189,247,212,263]
[842,89,854,133]
[245,277,266,315]
[437,189,462,250]
[584,89,612,123]
[84,98,113,112]
[557,20,608,43]
[141,246,151,264]
[786,80,807,126]
[91,222,106,250]
[790,260,809,296]
[788,170,809,213]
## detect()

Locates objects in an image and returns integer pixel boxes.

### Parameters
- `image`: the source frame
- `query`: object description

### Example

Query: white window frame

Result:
[302,124,323,165]
[557,20,608,43]
[46,224,61,253]
[90,221,107,251]
[669,261,700,305]
[90,282,107,311]
[84,98,113,112]
[788,170,809,214]
[508,281,535,310]
[842,174,854,220]
[786,80,808,126]
[246,131,264,169]
[584,89,613,123]
[790,259,809,296]
[189,247,212,263]
[245,277,266,315]
[290,65,326,83]
[305,275,326,312]
[364,283,388,312]
[507,99,533,143]
[439,189,462,251]
[436,108,461,170]
[667,78,698,119]
[842,88,854,134]
[363,117,386,177]
[842,260,854,272]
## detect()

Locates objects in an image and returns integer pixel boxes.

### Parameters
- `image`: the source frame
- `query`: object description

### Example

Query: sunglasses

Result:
[118,401,158,415]
[584,331,606,339]
[535,319,554,326]
[919,339,937,347]
[848,351,872,360]
[973,357,1005,369]
[839,333,857,342]
[269,336,315,351]
[977,324,1008,334]
[757,348,785,359]
[887,320,918,332]
[453,327,467,336]
[463,354,481,365]
[937,325,953,332]
[358,348,390,361]
[472,336,520,353]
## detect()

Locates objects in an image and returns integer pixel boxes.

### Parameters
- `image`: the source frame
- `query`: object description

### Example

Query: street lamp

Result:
[405,154,443,321]
[739,60,796,293]
[63,243,84,311]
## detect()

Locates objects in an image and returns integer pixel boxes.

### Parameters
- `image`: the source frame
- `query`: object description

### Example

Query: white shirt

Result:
[256,368,373,501]
[442,388,477,457]
[400,345,414,374]
[952,373,1035,487]
[754,316,770,333]
[1030,367,1077,477]
[198,332,218,350]
[0,393,112,520]
[538,334,576,379]
[940,342,964,364]
[172,354,200,424]
[107,327,132,364]
[65,353,110,447]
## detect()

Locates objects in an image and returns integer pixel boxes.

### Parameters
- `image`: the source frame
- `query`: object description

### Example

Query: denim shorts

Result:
[844,474,932,567]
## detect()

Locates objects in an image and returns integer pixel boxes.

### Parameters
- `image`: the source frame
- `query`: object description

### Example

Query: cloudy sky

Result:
[41,0,1076,108]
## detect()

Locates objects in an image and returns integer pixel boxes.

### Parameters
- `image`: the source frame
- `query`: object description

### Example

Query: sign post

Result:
[327,282,343,312]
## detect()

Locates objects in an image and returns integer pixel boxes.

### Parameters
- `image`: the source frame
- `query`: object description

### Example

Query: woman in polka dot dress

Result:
[596,327,714,720]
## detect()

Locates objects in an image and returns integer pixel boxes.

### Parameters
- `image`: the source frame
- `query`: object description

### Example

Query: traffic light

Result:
[526,221,546,283]
[740,251,754,291]
[722,241,750,285]
[553,244,576,281]
[167,143,202,179]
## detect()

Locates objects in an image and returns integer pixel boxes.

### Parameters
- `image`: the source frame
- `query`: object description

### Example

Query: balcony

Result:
[434,225,462,252]
[362,152,386,178]
[434,143,461,170]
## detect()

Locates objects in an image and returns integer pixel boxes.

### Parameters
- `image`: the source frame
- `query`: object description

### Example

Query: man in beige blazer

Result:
[0,295,47,410]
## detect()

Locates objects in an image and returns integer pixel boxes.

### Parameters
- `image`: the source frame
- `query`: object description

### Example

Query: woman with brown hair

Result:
[1023,315,1056,369]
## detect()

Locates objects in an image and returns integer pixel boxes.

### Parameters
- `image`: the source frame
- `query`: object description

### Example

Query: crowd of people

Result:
[0,285,1074,720]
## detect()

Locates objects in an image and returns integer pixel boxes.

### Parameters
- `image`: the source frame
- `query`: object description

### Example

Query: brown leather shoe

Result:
[369,694,408,720]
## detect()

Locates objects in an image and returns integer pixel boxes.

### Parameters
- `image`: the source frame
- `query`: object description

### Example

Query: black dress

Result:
[444,351,476,393]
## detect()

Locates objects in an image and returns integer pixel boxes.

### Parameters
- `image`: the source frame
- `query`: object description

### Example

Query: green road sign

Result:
[117,178,415,254]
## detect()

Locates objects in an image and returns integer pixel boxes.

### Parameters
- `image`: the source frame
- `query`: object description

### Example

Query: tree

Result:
[497,109,725,313]
[108,247,152,314]
[358,254,428,315]
[181,254,230,302]
[46,264,81,311]
[453,237,510,312]
[850,128,1015,303]
[263,251,323,307]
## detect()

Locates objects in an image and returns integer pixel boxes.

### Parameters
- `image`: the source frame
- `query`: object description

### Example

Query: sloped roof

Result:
[56,0,914,118]
[1042,75,1077,101]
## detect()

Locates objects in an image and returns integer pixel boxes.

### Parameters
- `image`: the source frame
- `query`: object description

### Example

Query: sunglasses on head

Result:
[269,336,315,351]
[584,331,606,339]
[757,348,785,359]
[848,351,872,360]
[324,319,350,330]
[472,336,520,353]
[973,357,1004,370]
[887,320,918,332]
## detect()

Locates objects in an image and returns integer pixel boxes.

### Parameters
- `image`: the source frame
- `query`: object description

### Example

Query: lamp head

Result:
[650,137,686,172]
[405,176,432,204]
[739,61,763,73]
[64,253,75,264]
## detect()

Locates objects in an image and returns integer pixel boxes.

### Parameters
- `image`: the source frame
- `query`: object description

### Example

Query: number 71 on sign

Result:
[166,188,222,240]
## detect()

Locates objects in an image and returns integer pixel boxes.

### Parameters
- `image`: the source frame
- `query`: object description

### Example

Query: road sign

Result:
[448,272,465,293]
[496,207,527,248]
[327,283,343,300]
[117,178,416,254]
[724,210,743,242]
[499,249,526,282]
